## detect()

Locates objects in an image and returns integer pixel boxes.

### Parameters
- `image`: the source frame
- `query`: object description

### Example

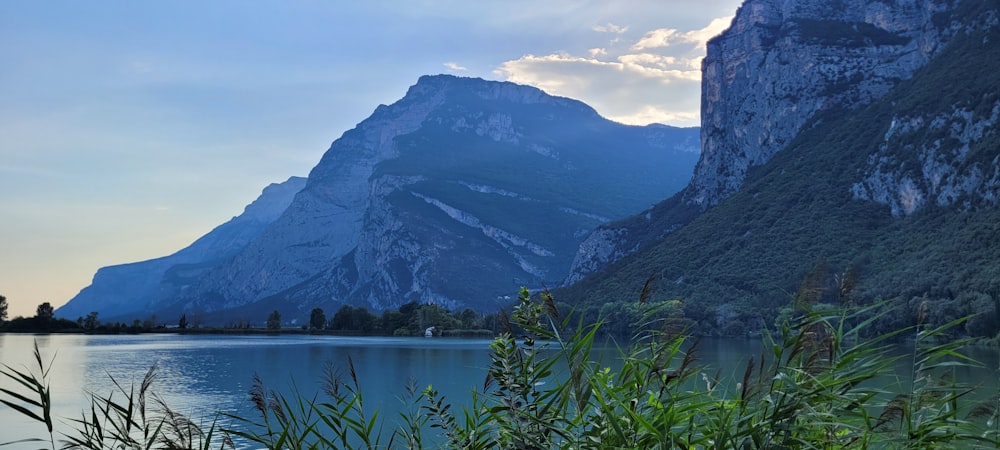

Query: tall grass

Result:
[2,288,998,449]
[1,343,228,450]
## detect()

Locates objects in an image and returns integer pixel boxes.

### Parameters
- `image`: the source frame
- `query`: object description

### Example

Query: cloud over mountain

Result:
[495,16,733,126]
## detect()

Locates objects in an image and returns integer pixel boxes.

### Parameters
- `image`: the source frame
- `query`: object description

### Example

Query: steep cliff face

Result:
[556,0,1000,338]
[849,2,1000,217]
[567,0,981,283]
[690,0,958,207]
[179,80,452,312]
[851,99,1000,216]
[560,11,1000,337]
[148,75,700,318]
[57,176,306,320]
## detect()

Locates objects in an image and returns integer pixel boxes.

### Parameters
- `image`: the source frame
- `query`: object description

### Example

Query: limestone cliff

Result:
[851,98,1000,216]
[559,6,1000,338]
[567,0,988,284]
[99,75,700,321]
[690,0,962,207]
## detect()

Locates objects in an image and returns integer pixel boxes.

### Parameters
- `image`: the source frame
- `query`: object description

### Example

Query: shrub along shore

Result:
[0,300,501,338]
[2,288,999,449]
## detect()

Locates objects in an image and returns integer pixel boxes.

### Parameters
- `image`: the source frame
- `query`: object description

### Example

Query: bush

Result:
[3,289,998,449]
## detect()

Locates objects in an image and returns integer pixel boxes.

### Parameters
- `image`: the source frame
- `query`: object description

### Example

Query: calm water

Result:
[1,333,997,446]
[0,333,495,446]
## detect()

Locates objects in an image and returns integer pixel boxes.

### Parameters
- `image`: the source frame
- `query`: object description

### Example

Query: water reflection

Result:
[1,333,997,447]
[0,334,497,446]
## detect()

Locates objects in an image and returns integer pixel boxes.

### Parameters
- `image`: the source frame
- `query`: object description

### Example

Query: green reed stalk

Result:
[3,288,999,449]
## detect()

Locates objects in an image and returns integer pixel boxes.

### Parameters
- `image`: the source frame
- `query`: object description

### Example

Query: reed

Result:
[2,288,998,449]
[1,343,227,450]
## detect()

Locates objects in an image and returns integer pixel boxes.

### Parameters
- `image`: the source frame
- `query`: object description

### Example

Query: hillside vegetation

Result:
[560,24,1000,339]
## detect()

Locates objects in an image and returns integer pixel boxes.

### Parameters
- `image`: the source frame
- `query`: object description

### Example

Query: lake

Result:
[1,333,997,447]
[0,333,498,447]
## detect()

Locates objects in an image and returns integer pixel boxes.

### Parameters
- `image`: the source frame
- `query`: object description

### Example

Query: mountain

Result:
[61,75,700,323]
[568,0,987,283]
[57,176,307,321]
[561,0,1000,338]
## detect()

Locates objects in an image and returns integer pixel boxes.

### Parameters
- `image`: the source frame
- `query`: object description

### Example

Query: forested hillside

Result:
[560,23,1000,338]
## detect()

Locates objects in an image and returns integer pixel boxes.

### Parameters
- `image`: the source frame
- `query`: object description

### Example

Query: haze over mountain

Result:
[57,177,307,320]
[58,75,699,323]
[562,0,1000,338]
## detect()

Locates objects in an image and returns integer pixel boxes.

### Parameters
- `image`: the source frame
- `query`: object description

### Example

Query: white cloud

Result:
[593,23,628,34]
[443,61,467,71]
[686,16,734,46]
[615,105,700,126]
[632,28,681,50]
[495,15,733,127]
[632,16,732,50]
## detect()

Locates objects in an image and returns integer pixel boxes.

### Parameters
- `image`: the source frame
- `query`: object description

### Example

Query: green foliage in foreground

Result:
[2,289,999,449]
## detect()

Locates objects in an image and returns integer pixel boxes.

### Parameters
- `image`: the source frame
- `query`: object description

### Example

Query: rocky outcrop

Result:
[689,0,961,207]
[182,78,454,311]
[852,100,1000,215]
[57,176,306,320]
[567,0,986,283]
[565,228,633,285]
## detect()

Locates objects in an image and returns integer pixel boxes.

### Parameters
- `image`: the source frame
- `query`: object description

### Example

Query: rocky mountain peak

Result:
[409,74,587,108]
[60,75,701,323]
[566,0,995,284]
[688,0,957,208]
[189,75,698,316]
[240,177,308,223]
[560,2,1000,339]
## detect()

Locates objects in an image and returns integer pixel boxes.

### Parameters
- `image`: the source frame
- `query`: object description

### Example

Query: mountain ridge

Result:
[559,8,1000,338]
[57,176,307,320]
[60,75,700,323]
[566,0,992,284]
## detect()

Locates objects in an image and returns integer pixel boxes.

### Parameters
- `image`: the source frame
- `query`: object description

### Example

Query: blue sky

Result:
[0,0,741,318]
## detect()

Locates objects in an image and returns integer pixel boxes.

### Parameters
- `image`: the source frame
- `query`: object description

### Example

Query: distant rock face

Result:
[62,75,701,321]
[689,0,960,208]
[565,228,633,285]
[57,177,307,320]
[566,0,977,283]
[852,101,1000,216]
[174,75,699,316]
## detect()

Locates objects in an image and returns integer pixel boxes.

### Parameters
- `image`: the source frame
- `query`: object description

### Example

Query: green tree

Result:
[351,307,377,333]
[411,304,460,335]
[142,315,157,331]
[0,294,7,323]
[83,311,99,330]
[458,308,482,329]
[36,302,54,322]
[329,305,377,333]
[379,309,405,335]
[390,301,423,335]
[329,305,355,330]
[266,310,281,330]
[309,308,325,330]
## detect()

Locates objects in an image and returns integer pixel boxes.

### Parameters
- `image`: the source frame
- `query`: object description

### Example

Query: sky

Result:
[0,0,742,318]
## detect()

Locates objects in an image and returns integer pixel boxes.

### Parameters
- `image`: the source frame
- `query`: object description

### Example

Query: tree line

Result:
[264,301,500,337]
[0,293,503,337]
